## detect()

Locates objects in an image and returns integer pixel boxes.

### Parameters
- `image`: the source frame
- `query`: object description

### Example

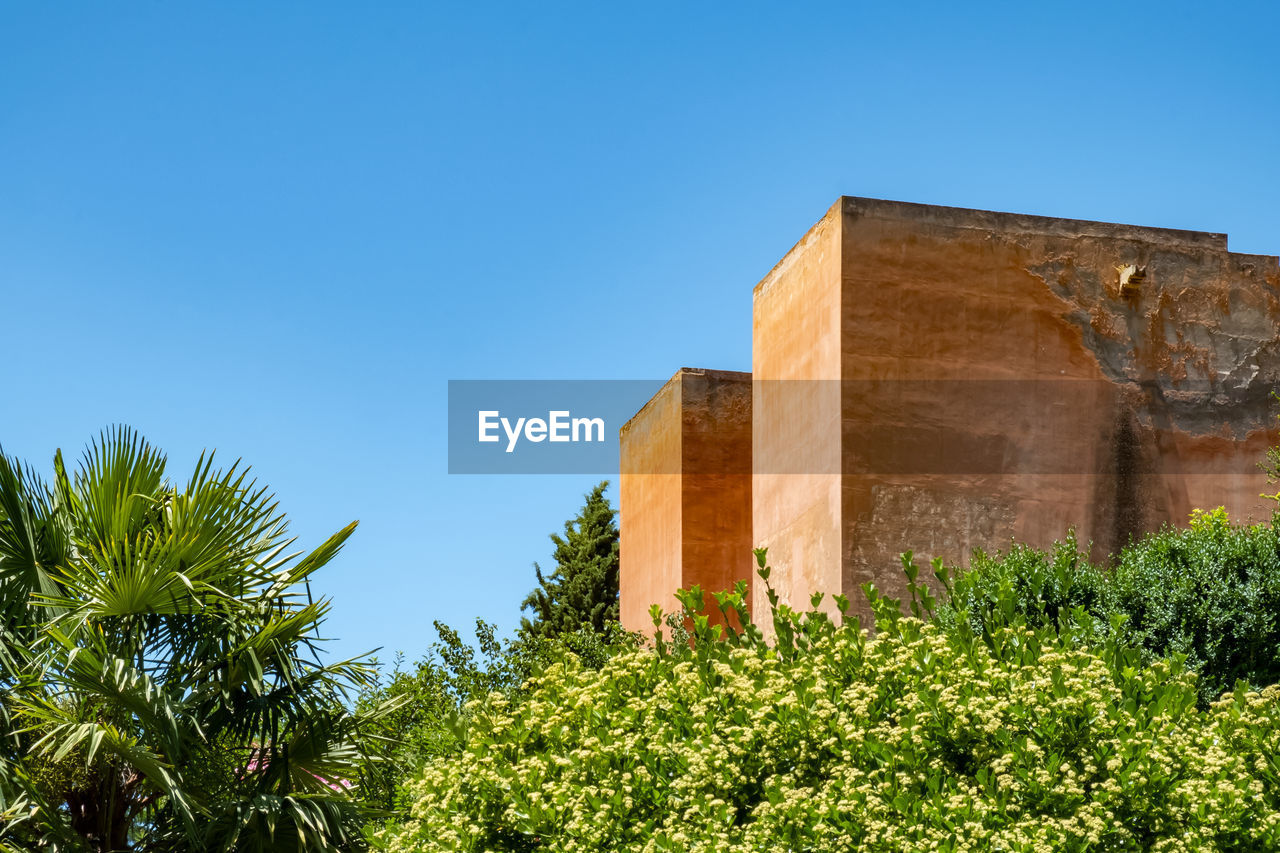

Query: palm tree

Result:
[0,427,387,851]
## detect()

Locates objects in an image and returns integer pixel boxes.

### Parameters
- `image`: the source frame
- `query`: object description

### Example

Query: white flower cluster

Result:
[376,618,1280,852]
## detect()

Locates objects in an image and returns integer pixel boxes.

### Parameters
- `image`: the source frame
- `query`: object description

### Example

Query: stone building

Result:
[619,197,1280,634]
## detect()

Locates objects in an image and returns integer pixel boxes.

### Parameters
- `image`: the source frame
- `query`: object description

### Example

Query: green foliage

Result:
[935,511,1280,706]
[355,620,526,813]
[518,481,619,640]
[933,534,1110,645]
[378,554,1280,852]
[1260,407,1280,502]
[0,427,385,852]
[1109,508,1280,703]
[355,483,634,822]
[355,652,456,815]
[355,618,638,816]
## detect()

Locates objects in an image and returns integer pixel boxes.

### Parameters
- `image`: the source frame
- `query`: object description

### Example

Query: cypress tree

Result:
[519,480,620,639]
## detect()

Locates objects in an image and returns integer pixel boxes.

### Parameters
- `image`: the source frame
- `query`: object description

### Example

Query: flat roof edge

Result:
[620,368,752,435]
[839,195,1232,251]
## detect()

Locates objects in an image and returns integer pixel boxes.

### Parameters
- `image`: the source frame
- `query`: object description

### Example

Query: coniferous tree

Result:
[519,481,620,639]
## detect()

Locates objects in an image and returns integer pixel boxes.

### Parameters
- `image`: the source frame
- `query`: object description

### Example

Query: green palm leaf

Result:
[0,427,381,851]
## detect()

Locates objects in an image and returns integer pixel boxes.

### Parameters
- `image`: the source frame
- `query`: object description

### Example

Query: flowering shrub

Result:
[377,556,1280,852]
[355,618,635,812]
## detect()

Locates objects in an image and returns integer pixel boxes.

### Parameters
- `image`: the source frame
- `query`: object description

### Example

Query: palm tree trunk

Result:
[66,770,133,852]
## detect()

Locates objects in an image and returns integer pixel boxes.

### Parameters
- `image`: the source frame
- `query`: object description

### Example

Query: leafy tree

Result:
[518,481,619,640]
[0,427,387,851]
[354,620,524,813]
[355,617,636,815]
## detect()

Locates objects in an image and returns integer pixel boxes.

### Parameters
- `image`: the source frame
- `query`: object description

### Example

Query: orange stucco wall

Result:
[751,202,844,619]
[619,376,682,634]
[619,369,753,635]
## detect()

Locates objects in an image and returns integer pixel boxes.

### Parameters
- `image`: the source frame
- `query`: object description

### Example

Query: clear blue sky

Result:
[2,2,1277,664]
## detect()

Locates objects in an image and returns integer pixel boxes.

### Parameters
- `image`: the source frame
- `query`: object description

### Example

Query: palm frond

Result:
[2,428,375,850]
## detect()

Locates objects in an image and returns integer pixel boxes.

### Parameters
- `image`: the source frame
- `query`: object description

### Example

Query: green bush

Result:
[934,535,1108,639]
[1109,508,1280,702]
[936,509,1280,706]
[377,559,1280,852]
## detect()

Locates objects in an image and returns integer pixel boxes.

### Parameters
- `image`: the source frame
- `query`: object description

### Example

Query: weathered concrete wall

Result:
[619,369,753,635]
[833,198,1280,611]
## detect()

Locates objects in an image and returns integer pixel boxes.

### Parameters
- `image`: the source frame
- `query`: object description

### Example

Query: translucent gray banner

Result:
[448,380,665,474]
[447,379,1279,475]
